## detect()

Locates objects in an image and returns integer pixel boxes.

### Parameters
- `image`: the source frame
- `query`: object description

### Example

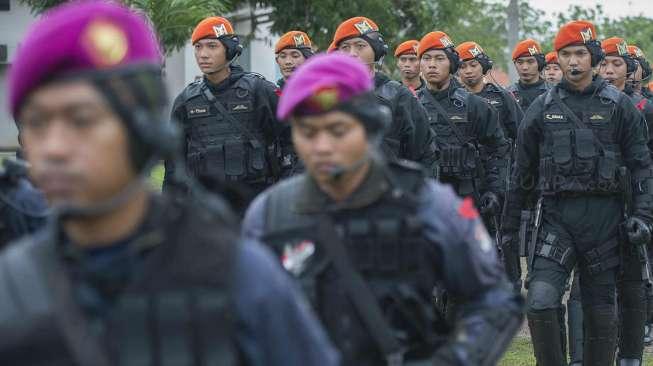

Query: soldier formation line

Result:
[2,2,653,366]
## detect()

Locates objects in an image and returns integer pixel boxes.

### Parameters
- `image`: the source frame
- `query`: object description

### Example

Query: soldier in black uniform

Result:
[416,32,511,258]
[503,21,653,366]
[454,40,523,292]
[163,16,291,203]
[544,52,564,86]
[328,17,438,176]
[507,39,549,112]
[628,45,653,102]
[243,52,522,366]
[1,3,340,365]
[394,40,424,95]
[456,41,524,142]
[274,30,314,90]
[0,158,47,248]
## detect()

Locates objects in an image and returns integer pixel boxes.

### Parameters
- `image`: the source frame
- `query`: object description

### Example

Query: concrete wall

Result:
[0,2,279,150]
[0,0,35,149]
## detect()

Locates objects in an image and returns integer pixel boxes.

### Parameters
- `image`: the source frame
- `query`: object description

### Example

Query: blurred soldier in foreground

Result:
[0,2,339,365]
[243,52,522,366]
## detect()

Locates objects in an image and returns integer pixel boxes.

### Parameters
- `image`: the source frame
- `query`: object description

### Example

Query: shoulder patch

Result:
[375,80,401,102]
[458,197,479,219]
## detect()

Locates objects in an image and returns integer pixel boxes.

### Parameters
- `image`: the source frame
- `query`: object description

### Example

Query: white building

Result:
[0,0,278,150]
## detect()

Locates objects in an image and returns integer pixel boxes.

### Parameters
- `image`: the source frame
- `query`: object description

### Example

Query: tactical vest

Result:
[537,86,623,194]
[0,198,241,366]
[419,88,485,196]
[478,85,517,141]
[183,74,270,184]
[375,79,405,160]
[507,82,548,110]
[261,164,443,364]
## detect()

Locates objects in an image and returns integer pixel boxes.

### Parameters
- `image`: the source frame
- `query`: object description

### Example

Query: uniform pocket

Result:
[224,141,246,178]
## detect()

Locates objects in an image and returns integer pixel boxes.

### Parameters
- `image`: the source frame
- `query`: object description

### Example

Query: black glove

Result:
[501,233,515,250]
[479,192,501,215]
[625,216,652,246]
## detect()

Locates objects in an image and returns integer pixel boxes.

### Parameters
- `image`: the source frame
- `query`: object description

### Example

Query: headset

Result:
[445,47,461,74]
[475,53,494,75]
[623,55,639,75]
[586,40,605,68]
[361,31,389,62]
[218,34,244,61]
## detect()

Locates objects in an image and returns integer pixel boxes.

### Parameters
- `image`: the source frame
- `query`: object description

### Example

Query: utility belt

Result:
[186,140,273,184]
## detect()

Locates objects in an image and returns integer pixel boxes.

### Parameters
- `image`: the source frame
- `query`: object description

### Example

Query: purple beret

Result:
[8,0,162,118]
[276,52,373,120]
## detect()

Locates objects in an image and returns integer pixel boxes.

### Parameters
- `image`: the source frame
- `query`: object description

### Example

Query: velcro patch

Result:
[228,101,253,113]
[544,113,567,122]
[187,105,211,118]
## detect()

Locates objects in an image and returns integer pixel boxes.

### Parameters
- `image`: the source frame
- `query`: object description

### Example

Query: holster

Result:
[518,210,533,257]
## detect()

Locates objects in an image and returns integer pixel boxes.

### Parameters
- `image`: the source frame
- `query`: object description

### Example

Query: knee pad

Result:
[527,280,561,311]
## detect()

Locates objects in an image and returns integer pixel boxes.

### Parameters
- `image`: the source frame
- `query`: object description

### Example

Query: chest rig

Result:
[183,75,269,183]
[478,85,516,140]
[538,86,623,194]
[262,165,443,363]
[0,199,241,366]
[419,88,485,195]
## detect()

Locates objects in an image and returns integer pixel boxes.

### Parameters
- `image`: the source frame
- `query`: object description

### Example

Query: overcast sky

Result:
[526,0,653,19]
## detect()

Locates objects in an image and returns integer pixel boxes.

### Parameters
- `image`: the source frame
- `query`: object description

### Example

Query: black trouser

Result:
[526,195,621,366]
[616,245,647,361]
[567,270,583,364]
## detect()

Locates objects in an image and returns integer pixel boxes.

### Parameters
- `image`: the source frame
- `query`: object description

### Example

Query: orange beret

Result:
[512,39,543,60]
[545,51,559,64]
[275,31,312,54]
[191,16,234,44]
[417,31,455,59]
[329,16,380,52]
[394,40,419,57]
[455,41,486,61]
[628,45,646,59]
[554,20,597,51]
[601,37,629,57]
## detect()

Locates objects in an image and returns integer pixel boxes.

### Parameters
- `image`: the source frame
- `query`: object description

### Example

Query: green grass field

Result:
[500,336,653,365]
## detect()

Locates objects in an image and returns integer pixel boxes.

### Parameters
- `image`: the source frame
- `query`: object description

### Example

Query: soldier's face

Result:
[397,54,420,79]
[291,111,368,185]
[276,49,306,80]
[459,59,484,87]
[338,37,376,70]
[194,38,229,74]
[514,56,540,83]
[420,49,451,85]
[599,56,628,89]
[558,45,593,83]
[18,80,136,207]
[544,63,563,84]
